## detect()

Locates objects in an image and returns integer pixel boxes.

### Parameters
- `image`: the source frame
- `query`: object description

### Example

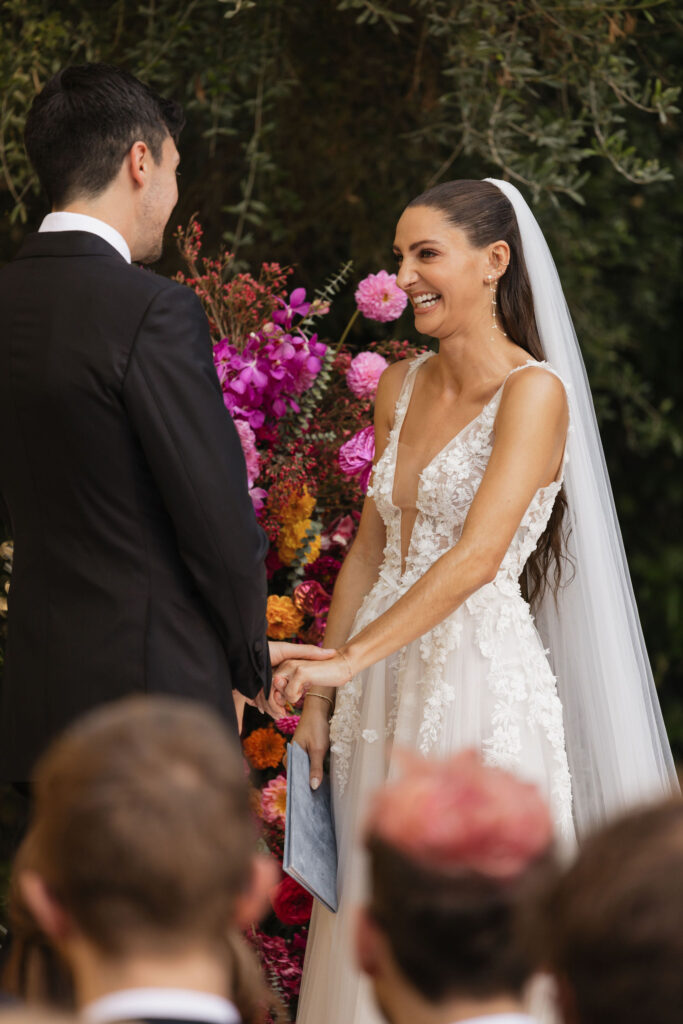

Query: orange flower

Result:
[281,486,316,528]
[267,595,304,640]
[243,726,287,770]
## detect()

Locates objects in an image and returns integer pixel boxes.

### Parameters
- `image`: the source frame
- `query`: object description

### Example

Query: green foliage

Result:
[0,0,681,751]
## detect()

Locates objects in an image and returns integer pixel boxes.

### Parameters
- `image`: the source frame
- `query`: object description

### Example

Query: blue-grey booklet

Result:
[283,741,338,913]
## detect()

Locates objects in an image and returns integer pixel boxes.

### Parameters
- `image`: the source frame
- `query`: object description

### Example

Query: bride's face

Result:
[393,205,489,340]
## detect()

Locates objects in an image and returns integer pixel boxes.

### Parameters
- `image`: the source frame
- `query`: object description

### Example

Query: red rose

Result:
[271,873,313,925]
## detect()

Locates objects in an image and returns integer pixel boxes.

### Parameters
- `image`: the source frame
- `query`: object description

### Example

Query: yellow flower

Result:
[280,486,316,528]
[267,594,304,640]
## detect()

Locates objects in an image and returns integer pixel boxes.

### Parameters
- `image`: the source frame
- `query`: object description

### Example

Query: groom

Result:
[0,63,310,783]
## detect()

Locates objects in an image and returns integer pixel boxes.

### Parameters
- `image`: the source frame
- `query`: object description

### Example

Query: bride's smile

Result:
[392,203,509,347]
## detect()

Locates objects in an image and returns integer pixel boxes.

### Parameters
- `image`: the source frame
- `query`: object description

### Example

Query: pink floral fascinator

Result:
[365,749,553,880]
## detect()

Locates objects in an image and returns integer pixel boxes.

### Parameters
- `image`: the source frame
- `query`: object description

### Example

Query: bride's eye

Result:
[393,252,403,265]
[419,248,437,259]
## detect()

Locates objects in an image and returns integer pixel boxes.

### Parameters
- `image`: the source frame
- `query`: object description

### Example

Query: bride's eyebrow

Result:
[409,239,440,250]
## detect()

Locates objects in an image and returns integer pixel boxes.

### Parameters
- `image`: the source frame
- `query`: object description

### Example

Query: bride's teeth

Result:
[414,293,440,309]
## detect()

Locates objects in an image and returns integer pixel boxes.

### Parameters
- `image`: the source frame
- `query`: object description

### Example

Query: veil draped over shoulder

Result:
[485,177,678,838]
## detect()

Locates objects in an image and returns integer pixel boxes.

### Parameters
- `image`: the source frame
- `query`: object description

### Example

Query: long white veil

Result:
[484,177,678,839]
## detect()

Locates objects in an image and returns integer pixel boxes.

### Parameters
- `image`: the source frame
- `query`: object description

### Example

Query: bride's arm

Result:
[278,368,569,701]
[288,361,409,786]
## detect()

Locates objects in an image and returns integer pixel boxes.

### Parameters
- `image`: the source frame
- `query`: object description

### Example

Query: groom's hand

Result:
[258,642,336,717]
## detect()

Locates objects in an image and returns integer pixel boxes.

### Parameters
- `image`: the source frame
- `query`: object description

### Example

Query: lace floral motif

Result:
[330,353,574,835]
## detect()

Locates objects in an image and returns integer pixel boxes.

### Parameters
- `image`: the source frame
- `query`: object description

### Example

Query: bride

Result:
[272,178,677,1024]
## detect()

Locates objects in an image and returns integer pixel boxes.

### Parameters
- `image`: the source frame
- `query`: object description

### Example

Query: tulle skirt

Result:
[296,585,575,1024]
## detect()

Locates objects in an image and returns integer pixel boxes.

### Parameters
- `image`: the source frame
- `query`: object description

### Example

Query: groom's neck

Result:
[57,190,135,254]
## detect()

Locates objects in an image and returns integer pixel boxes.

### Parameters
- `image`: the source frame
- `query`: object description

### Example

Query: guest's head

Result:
[357,750,555,1024]
[24,63,184,261]
[542,798,683,1024]
[13,696,276,1014]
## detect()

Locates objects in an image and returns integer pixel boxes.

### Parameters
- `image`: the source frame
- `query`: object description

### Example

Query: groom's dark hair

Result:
[24,63,184,208]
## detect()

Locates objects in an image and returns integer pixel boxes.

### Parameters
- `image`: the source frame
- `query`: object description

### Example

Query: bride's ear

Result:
[484,240,511,282]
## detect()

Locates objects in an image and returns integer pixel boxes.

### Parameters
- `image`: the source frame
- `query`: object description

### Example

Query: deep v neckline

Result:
[389,352,540,510]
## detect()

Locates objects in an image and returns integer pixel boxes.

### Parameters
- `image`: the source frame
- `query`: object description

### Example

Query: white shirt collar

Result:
[39,211,131,264]
[82,987,240,1024]
[449,1016,537,1024]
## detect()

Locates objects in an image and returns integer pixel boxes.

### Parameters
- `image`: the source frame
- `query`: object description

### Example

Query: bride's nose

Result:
[396,260,417,292]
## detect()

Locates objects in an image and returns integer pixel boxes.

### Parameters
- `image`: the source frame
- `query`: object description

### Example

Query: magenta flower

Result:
[272,287,311,328]
[346,350,389,399]
[212,319,327,441]
[276,714,301,737]
[339,425,375,492]
[355,270,408,323]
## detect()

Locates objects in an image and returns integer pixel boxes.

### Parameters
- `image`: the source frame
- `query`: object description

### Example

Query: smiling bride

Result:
[272,178,677,1024]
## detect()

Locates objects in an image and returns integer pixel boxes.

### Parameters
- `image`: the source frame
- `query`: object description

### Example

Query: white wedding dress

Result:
[296,351,576,1024]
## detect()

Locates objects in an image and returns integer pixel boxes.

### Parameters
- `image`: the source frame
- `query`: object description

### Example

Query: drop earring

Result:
[488,273,507,342]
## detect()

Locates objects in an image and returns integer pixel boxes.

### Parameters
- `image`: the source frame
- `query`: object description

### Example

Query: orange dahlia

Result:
[267,594,304,640]
[243,726,287,770]
[280,486,316,528]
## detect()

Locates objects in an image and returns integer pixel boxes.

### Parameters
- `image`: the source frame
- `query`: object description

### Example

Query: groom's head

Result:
[25,63,184,262]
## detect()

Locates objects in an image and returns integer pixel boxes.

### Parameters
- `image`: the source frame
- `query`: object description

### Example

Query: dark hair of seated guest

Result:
[366,833,553,1003]
[540,798,683,1024]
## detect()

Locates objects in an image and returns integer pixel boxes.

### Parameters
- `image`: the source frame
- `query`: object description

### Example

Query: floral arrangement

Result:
[175,222,417,1018]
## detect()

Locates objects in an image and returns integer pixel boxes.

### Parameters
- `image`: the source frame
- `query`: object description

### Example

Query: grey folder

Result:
[283,741,338,913]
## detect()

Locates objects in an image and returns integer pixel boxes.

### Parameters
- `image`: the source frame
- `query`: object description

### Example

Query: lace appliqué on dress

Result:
[330,355,575,836]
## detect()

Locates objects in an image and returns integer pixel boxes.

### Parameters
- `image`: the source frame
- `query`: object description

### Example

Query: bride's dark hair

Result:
[406,179,570,606]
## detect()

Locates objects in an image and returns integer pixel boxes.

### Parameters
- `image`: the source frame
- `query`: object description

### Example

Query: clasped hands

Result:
[245,641,355,718]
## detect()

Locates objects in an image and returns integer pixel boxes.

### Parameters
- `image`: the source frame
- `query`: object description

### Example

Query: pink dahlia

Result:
[261,773,288,824]
[355,270,408,323]
[338,425,375,492]
[346,351,389,399]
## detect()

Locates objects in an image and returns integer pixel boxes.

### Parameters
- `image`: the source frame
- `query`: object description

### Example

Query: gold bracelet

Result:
[338,650,354,683]
[306,691,334,711]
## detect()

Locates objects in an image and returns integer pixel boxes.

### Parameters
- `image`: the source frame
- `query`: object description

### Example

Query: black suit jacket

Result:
[0,231,270,779]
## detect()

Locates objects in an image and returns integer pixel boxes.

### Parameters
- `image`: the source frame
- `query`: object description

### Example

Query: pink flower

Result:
[338,425,375,492]
[233,418,260,489]
[355,270,408,323]
[321,514,359,552]
[276,714,300,737]
[346,350,389,399]
[366,749,553,880]
[261,774,288,824]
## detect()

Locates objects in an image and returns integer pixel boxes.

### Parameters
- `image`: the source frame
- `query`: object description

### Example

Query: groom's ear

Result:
[127,141,151,189]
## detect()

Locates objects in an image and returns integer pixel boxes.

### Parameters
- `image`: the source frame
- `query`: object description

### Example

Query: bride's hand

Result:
[272,651,354,706]
[291,704,332,791]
